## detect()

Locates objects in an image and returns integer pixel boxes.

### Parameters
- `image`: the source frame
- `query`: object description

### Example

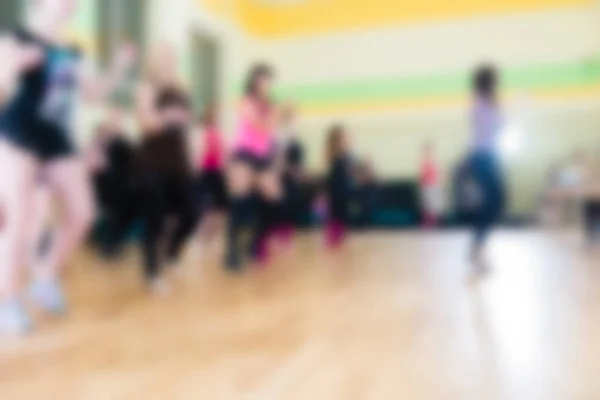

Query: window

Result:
[0,0,23,32]
[97,0,147,105]
[191,33,220,114]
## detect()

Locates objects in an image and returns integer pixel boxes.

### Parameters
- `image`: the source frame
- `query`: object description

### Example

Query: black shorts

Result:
[233,149,274,172]
[197,169,228,210]
[0,127,76,161]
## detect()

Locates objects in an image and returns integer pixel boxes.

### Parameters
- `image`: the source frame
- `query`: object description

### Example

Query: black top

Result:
[327,153,353,197]
[137,86,190,176]
[284,139,304,170]
[155,86,191,110]
[138,127,188,176]
[93,135,136,208]
[0,28,80,142]
[106,135,136,175]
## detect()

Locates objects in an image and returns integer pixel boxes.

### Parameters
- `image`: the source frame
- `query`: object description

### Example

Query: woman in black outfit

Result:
[353,158,377,229]
[136,46,200,294]
[91,112,137,258]
[276,103,305,246]
[325,124,354,248]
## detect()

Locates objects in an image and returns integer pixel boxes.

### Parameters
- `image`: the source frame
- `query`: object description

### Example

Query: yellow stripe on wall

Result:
[64,31,97,54]
[204,0,594,37]
[202,0,238,21]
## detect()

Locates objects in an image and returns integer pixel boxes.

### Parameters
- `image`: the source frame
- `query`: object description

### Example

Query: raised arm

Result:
[79,43,137,103]
[135,82,161,133]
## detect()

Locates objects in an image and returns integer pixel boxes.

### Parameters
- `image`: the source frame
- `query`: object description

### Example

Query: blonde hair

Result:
[143,44,180,88]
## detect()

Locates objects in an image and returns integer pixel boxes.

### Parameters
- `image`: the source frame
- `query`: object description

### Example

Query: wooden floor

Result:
[2,230,600,399]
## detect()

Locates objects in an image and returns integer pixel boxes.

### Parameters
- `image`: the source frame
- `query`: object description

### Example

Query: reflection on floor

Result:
[1,230,600,399]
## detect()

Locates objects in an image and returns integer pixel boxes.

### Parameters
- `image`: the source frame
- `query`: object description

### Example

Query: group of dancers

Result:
[0,0,508,336]
[0,0,138,335]
[133,61,314,292]
[0,0,322,335]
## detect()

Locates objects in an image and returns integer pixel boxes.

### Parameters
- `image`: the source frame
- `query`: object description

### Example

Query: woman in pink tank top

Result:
[196,106,228,242]
[419,141,443,228]
[225,64,281,271]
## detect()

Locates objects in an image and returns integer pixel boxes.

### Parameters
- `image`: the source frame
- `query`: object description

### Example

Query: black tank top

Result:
[138,86,190,176]
[285,139,304,169]
[0,28,80,140]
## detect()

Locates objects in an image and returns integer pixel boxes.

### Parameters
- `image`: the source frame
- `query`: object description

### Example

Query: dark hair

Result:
[472,64,498,100]
[327,123,346,161]
[199,104,216,127]
[245,63,273,98]
[156,87,191,110]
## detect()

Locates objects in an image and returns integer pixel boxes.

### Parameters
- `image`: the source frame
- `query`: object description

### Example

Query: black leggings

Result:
[280,174,302,226]
[139,171,201,280]
[467,151,506,253]
[102,190,139,256]
[583,199,600,243]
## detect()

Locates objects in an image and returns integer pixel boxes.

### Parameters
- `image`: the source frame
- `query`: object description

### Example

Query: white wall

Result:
[116,2,600,214]
[148,0,241,130]
[251,6,599,85]
[241,5,600,214]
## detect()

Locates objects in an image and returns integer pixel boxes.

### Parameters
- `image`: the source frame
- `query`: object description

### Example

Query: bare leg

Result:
[0,141,37,334]
[30,157,95,314]
[26,185,53,271]
[37,157,95,277]
[198,211,224,243]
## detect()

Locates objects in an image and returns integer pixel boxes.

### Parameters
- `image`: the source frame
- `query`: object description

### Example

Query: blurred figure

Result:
[0,0,135,335]
[354,157,377,229]
[91,109,137,259]
[540,150,600,246]
[136,45,200,295]
[538,161,567,227]
[558,150,600,245]
[276,102,305,248]
[581,162,600,246]
[419,141,443,228]
[325,124,353,248]
[538,152,589,229]
[559,150,588,188]
[225,63,280,270]
[195,105,227,243]
[28,179,53,277]
[464,65,507,278]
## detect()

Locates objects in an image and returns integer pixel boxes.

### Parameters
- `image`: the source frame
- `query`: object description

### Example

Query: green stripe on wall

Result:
[258,57,600,105]
[70,0,97,37]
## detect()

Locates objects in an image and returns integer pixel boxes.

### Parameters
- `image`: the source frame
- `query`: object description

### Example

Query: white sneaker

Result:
[29,278,67,316]
[148,278,172,297]
[468,251,490,285]
[0,301,32,336]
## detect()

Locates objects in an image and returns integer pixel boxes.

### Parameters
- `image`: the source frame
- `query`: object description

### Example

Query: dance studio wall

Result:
[63,0,600,214]
[237,3,600,215]
[65,0,247,143]
[60,0,102,146]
